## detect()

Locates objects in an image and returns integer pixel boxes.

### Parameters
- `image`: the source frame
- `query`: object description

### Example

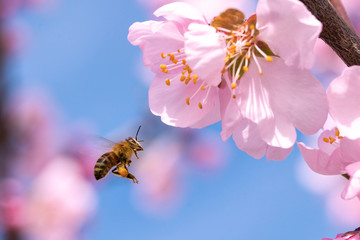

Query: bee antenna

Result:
[138,140,144,142]
[135,125,141,140]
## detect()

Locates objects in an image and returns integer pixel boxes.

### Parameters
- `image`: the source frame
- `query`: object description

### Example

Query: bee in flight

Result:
[94,126,144,183]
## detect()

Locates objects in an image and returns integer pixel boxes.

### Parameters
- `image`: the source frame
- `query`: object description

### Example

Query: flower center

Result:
[322,127,344,145]
[159,48,210,110]
[211,11,277,99]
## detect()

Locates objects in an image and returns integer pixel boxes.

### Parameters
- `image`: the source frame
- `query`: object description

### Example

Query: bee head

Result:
[126,137,144,152]
[126,126,144,159]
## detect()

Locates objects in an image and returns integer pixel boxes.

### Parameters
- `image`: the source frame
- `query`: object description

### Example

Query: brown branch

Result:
[330,0,354,30]
[299,0,360,67]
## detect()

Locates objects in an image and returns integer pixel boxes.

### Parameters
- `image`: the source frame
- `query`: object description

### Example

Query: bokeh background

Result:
[1,0,360,239]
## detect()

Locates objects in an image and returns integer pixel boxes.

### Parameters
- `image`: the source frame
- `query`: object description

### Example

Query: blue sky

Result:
[14,0,349,239]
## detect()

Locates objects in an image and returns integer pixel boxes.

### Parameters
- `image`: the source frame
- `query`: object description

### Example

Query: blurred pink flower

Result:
[128,2,226,128]
[131,135,183,216]
[24,156,96,240]
[297,160,360,227]
[7,89,60,175]
[0,179,26,232]
[219,0,327,160]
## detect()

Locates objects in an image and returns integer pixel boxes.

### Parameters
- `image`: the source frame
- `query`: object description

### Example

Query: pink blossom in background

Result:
[6,90,60,175]
[24,157,96,240]
[0,179,26,234]
[131,135,183,216]
[218,0,327,160]
[312,39,347,87]
[186,130,228,173]
[296,160,360,228]
[342,0,360,33]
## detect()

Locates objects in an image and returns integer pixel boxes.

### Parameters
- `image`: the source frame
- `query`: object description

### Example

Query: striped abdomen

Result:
[94,152,120,180]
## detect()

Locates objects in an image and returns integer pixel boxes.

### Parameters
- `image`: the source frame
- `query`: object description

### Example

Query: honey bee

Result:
[94,126,144,183]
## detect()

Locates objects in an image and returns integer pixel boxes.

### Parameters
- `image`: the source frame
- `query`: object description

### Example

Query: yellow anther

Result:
[182,70,186,75]
[335,128,340,137]
[186,98,190,105]
[161,52,166,59]
[180,75,186,81]
[245,55,250,60]
[221,67,226,74]
[185,77,191,85]
[329,137,336,144]
[186,65,192,74]
[245,42,251,46]
[172,59,178,64]
[259,72,263,76]
[249,25,255,30]
[224,55,230,62]
[201,85,206,90]
[338,136,344,139]
[162,69,168,73]
[177,49,181,53]
[165,79,170,86]
[323,137,329,143]
[182,59,186,65]
[266,56,273,62]
[231,82,237,89]
[198,102,203,109]
[243,66,248,72]
[192,74,198,83]
[160,64,167,70]
[232,94,236,99]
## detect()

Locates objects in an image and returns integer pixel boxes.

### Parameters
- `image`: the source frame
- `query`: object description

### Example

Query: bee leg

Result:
[112,165,128,178]
[134,151,139,159]
[126,172,139,184]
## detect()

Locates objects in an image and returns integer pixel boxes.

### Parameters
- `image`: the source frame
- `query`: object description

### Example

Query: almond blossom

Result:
[298,66,360,199]
[217,0,327,160]
[128,2,226,128]
[129,0,328,160]
[323,227,360,240]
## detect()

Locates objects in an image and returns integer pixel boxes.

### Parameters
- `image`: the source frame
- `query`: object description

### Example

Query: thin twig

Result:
[330,0,354,31]
[299,0,360,67]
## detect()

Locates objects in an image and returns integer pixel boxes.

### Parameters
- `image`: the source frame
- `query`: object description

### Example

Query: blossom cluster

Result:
[128,0,328,161]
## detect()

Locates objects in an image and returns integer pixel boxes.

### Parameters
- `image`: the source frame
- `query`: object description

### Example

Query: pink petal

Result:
[327,66,360,139]
[184,23,226,86]
[154,2,206,25]
[232,119,267,159]
[235,63,296,148]
[232,119,293,160]
[149,74,219,128]
[297,142,344,175]
[256,0,322,69]
[261,58,328,135]
[128,20,184,74]
[266,145,293,161]
[342,162,360,200]
[219,76,242,141]
[340,138,360,166]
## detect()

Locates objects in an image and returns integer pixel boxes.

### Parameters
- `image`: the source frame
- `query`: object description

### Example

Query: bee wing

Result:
[79,136,117,161]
